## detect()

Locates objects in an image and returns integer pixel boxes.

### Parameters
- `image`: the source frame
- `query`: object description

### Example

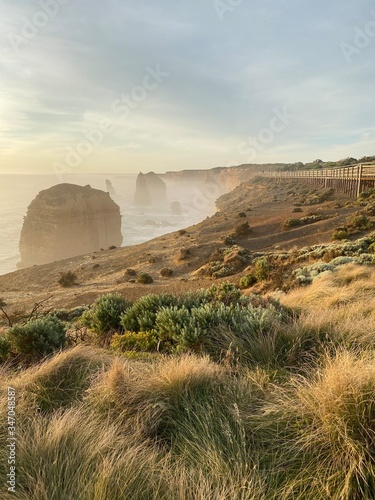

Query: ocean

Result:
[0,173,217,277]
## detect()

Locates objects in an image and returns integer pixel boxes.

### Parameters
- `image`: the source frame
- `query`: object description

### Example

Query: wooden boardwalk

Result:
[262,163,375,198]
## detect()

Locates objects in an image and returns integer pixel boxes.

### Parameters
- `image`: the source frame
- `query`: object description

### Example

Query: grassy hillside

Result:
[1,178,375,499]
[1,264,375,499]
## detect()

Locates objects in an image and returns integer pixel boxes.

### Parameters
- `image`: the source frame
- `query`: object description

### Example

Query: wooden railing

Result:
[262,163,375,197]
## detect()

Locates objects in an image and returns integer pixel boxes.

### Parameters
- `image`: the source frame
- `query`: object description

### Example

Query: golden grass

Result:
[264,350,375,499]
[279,263,375,310]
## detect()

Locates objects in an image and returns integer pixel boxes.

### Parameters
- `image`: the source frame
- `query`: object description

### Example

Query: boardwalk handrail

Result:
[261,162,375,197]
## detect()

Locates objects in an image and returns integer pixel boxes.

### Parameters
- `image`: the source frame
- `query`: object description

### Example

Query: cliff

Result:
[134,172,167,205]
[18,184,123,269]
[162,164,279,192]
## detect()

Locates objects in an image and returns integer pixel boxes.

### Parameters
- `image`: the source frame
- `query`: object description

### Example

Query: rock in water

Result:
[171,201,183,215]
[18,184,123,269]
[106,179,116,197]
[134,172,166,205]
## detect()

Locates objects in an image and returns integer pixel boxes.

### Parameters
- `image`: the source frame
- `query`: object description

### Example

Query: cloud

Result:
[0,0,374,173]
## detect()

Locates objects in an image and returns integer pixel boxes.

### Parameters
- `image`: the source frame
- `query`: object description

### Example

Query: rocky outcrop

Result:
[134,172,167,205]
[171,201,183,215]
[18,184,123,269]
[106,179,116,197]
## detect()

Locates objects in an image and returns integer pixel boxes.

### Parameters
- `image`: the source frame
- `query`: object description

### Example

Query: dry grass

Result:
[263,350,375,499]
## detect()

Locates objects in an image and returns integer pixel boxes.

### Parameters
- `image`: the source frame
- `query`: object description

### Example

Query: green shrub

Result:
[239,274,258,289]
[81,294,132,339]
[331,228,350,241]
[53,307,88,322]
[154,301,287,362]
[255,258,272,281]
[222,235,237,246]
[136,273,154,284]
[121,294,180,332]
[207,282,241,304]
[283,218,304,229]
[7,316,67,359]
[111,331,160,353]
[0,334,11,361]
[58,271,78,287]
[300,215,325,224]
[346,212,373,231]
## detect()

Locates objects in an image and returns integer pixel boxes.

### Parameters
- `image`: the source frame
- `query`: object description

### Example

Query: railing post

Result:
[357,164,363,197]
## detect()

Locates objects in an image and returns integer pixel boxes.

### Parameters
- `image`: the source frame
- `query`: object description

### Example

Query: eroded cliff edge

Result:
[18,183,123,269]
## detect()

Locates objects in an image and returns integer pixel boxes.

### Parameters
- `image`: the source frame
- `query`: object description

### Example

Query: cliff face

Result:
[134,172,167,205]
[18,184,123,269]
[162,164,277,192]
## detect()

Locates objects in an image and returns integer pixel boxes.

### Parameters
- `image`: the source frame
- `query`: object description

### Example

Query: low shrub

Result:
[255,258,272,281]
[234,221,251,236]
[81,294,132,341]
[7,316,67,359]
[58,271,78,287]
[283,218,304,229]
[121,294,180,332]
[53,306,88,322]
[136,273,154,284]
[0,334,11,361]
[160,268,173,277]
[239,274,258,289]
[111,331,160,353]
[331,228,350,241]
[222,235,237,246]
[346,212,373,231]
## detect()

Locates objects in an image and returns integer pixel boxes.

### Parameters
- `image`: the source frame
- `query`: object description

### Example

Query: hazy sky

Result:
[1,0,374,174]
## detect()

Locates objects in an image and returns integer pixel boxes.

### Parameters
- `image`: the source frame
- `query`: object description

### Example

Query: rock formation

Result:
[18,184,123,269]
[171,201,183,215]
[106,179,116,197]
[134,172,167,205]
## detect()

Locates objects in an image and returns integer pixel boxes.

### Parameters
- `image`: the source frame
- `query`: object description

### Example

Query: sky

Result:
[0,0,374,175]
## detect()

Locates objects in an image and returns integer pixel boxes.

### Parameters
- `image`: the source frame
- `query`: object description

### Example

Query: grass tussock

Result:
[263,351,375,499]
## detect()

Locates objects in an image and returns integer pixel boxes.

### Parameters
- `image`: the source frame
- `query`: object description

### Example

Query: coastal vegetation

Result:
[1,259,375,499]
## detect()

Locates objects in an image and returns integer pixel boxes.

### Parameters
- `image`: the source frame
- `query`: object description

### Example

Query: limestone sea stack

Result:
[134,172,167,205]
[18,184,123,269]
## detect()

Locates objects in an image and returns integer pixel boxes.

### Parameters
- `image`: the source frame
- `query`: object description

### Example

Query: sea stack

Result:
[18,184,123,269]
[134,172,167,205]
